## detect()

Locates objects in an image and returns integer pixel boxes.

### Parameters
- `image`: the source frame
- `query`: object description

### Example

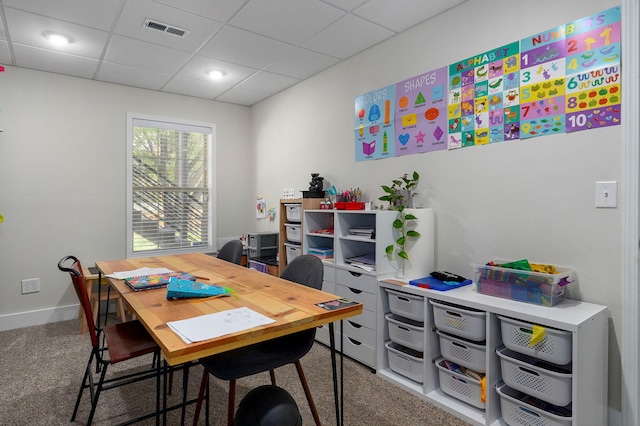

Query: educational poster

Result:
[448,42,520,148]
[519,27,567,139]
[394,67,447,156]
[354,85,396,161]
[564,6,621,132]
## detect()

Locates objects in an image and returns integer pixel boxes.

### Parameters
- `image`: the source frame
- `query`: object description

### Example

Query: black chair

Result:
[192,255,324,426]
[233,385,302,426]
[58,255,162,425]
[217,240,244,264]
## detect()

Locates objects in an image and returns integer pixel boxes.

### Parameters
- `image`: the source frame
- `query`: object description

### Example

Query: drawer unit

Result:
[343,318,375,348]
[343,334,375,367]
[336,283,376,312]
[436,357,485,410]
[386,288,424,322]
[437,330,486,373]
[499,316,572,365]
[336,268,377,291]
[386,313,425,352]
[430,299,486,342]
[497,347,572,407]
[386,341,424,383]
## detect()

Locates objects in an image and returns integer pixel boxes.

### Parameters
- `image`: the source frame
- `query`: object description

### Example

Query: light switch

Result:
[596,181,617,208]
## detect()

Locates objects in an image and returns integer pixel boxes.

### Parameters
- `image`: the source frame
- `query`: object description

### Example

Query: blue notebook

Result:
[408,276,472,291]
[166,277,234,300]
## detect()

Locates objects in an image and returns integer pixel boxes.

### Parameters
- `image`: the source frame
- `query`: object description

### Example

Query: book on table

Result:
[125,271,196,291]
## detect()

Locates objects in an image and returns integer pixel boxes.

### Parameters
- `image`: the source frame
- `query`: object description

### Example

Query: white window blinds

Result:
[127,114,216,256]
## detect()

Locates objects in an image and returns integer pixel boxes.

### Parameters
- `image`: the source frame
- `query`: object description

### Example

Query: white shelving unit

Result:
[376,282,608,426]
[305,209,434,369]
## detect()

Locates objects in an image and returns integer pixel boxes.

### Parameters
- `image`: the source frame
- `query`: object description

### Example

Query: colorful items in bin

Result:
[473,259,577,306]
[529,324,546,346]
[166,277,234,300]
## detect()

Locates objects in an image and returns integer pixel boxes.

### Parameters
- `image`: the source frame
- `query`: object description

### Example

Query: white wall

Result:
[0,67,254,324]
[251,0,622,415]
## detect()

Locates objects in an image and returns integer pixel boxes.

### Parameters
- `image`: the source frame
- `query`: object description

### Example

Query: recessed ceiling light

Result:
[42,31,75,46]
[206,69,227,79]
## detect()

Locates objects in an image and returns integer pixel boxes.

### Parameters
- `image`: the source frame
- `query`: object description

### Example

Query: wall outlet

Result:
[21,278,40,294]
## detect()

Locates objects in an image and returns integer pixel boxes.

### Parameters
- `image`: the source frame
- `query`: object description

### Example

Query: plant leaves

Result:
[406,230,421,237]
[385,245,394,255]
[392,219,403,229]
[398,251,409,260]
[404,213,417,220]
[413,171,420,181]
[396,236,405,246]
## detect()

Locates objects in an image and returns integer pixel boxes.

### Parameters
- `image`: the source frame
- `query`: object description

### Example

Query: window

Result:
[127,114,216,257]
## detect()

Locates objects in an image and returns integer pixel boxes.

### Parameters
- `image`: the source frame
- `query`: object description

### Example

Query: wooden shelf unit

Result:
[278,198,322,275]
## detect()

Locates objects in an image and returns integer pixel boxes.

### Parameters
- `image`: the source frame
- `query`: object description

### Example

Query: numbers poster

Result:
[354,6,620,161]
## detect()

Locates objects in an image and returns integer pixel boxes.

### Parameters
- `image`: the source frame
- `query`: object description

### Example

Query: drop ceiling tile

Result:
[5,8,109,59]
[321,0,367,12]
[214,86,271,106]
[199,26,293,69]
[104,35,192,74]
[303,14,393,59]
[151,0,249,22]
[115,0,223,52]
[179,55,257,85]
[97,61,173,90]
[353,0,468,32]
[229,0,344,45]
[236,70,300,94]
[3,0,124,31]
[12,44,99,79]
[0,40,11,64]
[162,75,230,99]
[264,47,339,79]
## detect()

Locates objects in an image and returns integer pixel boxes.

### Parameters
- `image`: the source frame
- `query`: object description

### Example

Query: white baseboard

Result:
[0,304,80,332]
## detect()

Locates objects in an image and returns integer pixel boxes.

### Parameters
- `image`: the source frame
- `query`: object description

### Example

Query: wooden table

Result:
[96,252,361,424]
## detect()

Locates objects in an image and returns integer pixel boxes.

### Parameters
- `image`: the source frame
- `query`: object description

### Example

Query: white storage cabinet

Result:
[376,282,608,426]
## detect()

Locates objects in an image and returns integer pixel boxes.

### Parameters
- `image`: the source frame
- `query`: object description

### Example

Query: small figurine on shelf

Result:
[309,173,324,192]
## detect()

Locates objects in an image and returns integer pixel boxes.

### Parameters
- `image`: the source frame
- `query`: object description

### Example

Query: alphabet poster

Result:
[354,6,621,161]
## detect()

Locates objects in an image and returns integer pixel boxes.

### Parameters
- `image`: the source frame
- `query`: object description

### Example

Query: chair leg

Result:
[192,370,209,426]
[71,351,95,422]
[295,360,322,426]
[269,369,277,385]
[227,379,236,426]
[87,362,109,425]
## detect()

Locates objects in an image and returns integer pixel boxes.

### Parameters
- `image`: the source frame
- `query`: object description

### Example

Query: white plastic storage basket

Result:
[284,242,302,263]
[436,358,485,410]
[284,203,302,222]
[499,316,572,365]
[284,223,302,242]
[387,289,424,322]
[496,383,572,426]
[497,347,572,407]
[430,299,486,342]
[385,341,424,383]
[437,330,486,373]
[386,313,425,352]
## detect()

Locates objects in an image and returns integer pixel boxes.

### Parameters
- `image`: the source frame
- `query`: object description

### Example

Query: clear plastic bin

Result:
[472,260,576,306]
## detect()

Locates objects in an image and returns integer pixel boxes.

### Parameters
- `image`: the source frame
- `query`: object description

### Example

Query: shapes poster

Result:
[448,42,520,148]
[354,85,396,161]
[394,67,447,156]
[564,6,621,132]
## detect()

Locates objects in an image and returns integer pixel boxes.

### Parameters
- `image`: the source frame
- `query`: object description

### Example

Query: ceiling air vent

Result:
[143,18,189,38]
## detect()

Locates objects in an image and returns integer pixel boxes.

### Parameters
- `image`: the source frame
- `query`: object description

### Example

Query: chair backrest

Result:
[58,255,100,349]
[217,240,243,265]
[280,255,323,290]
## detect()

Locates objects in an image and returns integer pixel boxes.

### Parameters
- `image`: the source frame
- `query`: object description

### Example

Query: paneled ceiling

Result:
[0,0,467,106]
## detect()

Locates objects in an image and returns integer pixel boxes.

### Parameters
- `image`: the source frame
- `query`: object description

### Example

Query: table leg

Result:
[328,321,344,426]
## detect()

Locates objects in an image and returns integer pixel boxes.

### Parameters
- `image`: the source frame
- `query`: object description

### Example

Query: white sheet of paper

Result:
[107,267,174,279]
[166,307,276,344]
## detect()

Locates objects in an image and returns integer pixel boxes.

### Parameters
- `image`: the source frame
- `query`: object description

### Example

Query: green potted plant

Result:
[379,171,421,263]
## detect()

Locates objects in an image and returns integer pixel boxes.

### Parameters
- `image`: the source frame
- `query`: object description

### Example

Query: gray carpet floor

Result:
[0,317,470,425]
